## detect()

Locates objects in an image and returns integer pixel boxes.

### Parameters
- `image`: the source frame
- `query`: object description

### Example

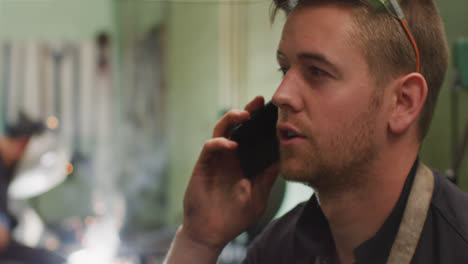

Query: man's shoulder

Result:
[429,168,468,244]
[412,168,468,263]
[426,169,468,248]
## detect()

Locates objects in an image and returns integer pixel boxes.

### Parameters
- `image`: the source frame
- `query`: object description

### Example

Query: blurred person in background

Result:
[0,113,64,263]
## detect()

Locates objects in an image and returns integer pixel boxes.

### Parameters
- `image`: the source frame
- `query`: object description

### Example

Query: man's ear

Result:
[388,73,428,135]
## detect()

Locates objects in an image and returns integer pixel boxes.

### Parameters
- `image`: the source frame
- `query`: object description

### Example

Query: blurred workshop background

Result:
[0,0,466,263]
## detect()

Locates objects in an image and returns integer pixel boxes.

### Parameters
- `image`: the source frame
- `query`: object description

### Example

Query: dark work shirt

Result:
[353,160,417,263]
[243,161,468,263]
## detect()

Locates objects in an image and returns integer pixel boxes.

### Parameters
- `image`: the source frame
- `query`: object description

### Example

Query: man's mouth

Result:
[277,123,305,141]
[286,131,299,139]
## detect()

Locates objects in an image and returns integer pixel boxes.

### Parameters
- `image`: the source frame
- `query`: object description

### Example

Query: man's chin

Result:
[279,162,314,183]
[278,148,321,182]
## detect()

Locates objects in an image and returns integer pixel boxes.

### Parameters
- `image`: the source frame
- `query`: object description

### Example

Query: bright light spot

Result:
[68,249,110,264]
[93,202,106,215]
[46,116,59,130]
[69,218,121,264]
[85,219,120,252]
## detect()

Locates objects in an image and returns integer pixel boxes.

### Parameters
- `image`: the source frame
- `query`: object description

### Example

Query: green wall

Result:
[421,0,468,191]
[245,2,285,102]
[0,0,114,40]
[165,2,221,224]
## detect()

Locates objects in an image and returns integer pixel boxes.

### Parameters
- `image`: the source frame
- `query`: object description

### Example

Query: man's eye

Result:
[310,67,327,77]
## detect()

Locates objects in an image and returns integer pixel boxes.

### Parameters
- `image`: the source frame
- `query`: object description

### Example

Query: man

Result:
[0,113,44,250]
[0,113,65,263]
[0,132,29,251]
[165,0,468,263]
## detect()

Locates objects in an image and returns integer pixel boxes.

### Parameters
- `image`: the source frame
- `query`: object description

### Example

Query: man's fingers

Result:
[197,137,240,171]
[201,138,238,157]
[212,96,266,138]
[213,110,250,138]
[244,96,265,113]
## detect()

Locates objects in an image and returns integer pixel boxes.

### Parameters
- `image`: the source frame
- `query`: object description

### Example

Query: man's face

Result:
[273,5,389,189]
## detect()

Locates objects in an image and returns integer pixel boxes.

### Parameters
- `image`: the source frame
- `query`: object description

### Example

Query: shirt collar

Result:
[295,194,337,263]
[294,158,419,264]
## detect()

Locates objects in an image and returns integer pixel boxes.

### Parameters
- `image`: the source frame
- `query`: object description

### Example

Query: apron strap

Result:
[387,162,434,264]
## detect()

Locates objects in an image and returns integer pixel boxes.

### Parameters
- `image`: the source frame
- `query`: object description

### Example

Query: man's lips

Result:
[277,123,306,141]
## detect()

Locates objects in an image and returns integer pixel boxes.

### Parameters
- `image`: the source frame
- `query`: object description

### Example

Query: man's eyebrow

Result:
[276,50,342,78]
[297,53,340,76]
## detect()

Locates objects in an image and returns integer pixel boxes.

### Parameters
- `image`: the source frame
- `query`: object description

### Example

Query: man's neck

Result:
[315,151,418,264]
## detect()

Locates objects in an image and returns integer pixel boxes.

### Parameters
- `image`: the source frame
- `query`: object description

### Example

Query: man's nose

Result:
[272,69,303,113]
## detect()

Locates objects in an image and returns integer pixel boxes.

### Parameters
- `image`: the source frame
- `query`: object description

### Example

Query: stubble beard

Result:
[279,101,380,192]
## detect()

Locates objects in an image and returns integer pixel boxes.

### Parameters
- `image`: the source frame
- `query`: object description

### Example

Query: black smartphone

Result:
[229,101,279,179]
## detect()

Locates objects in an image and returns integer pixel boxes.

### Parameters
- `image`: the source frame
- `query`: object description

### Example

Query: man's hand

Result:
[165,96,279,264]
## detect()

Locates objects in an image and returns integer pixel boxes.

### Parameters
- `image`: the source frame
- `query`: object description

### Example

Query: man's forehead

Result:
[277,5,372,82]
[285,4,356,31]
[278,5,357,56]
